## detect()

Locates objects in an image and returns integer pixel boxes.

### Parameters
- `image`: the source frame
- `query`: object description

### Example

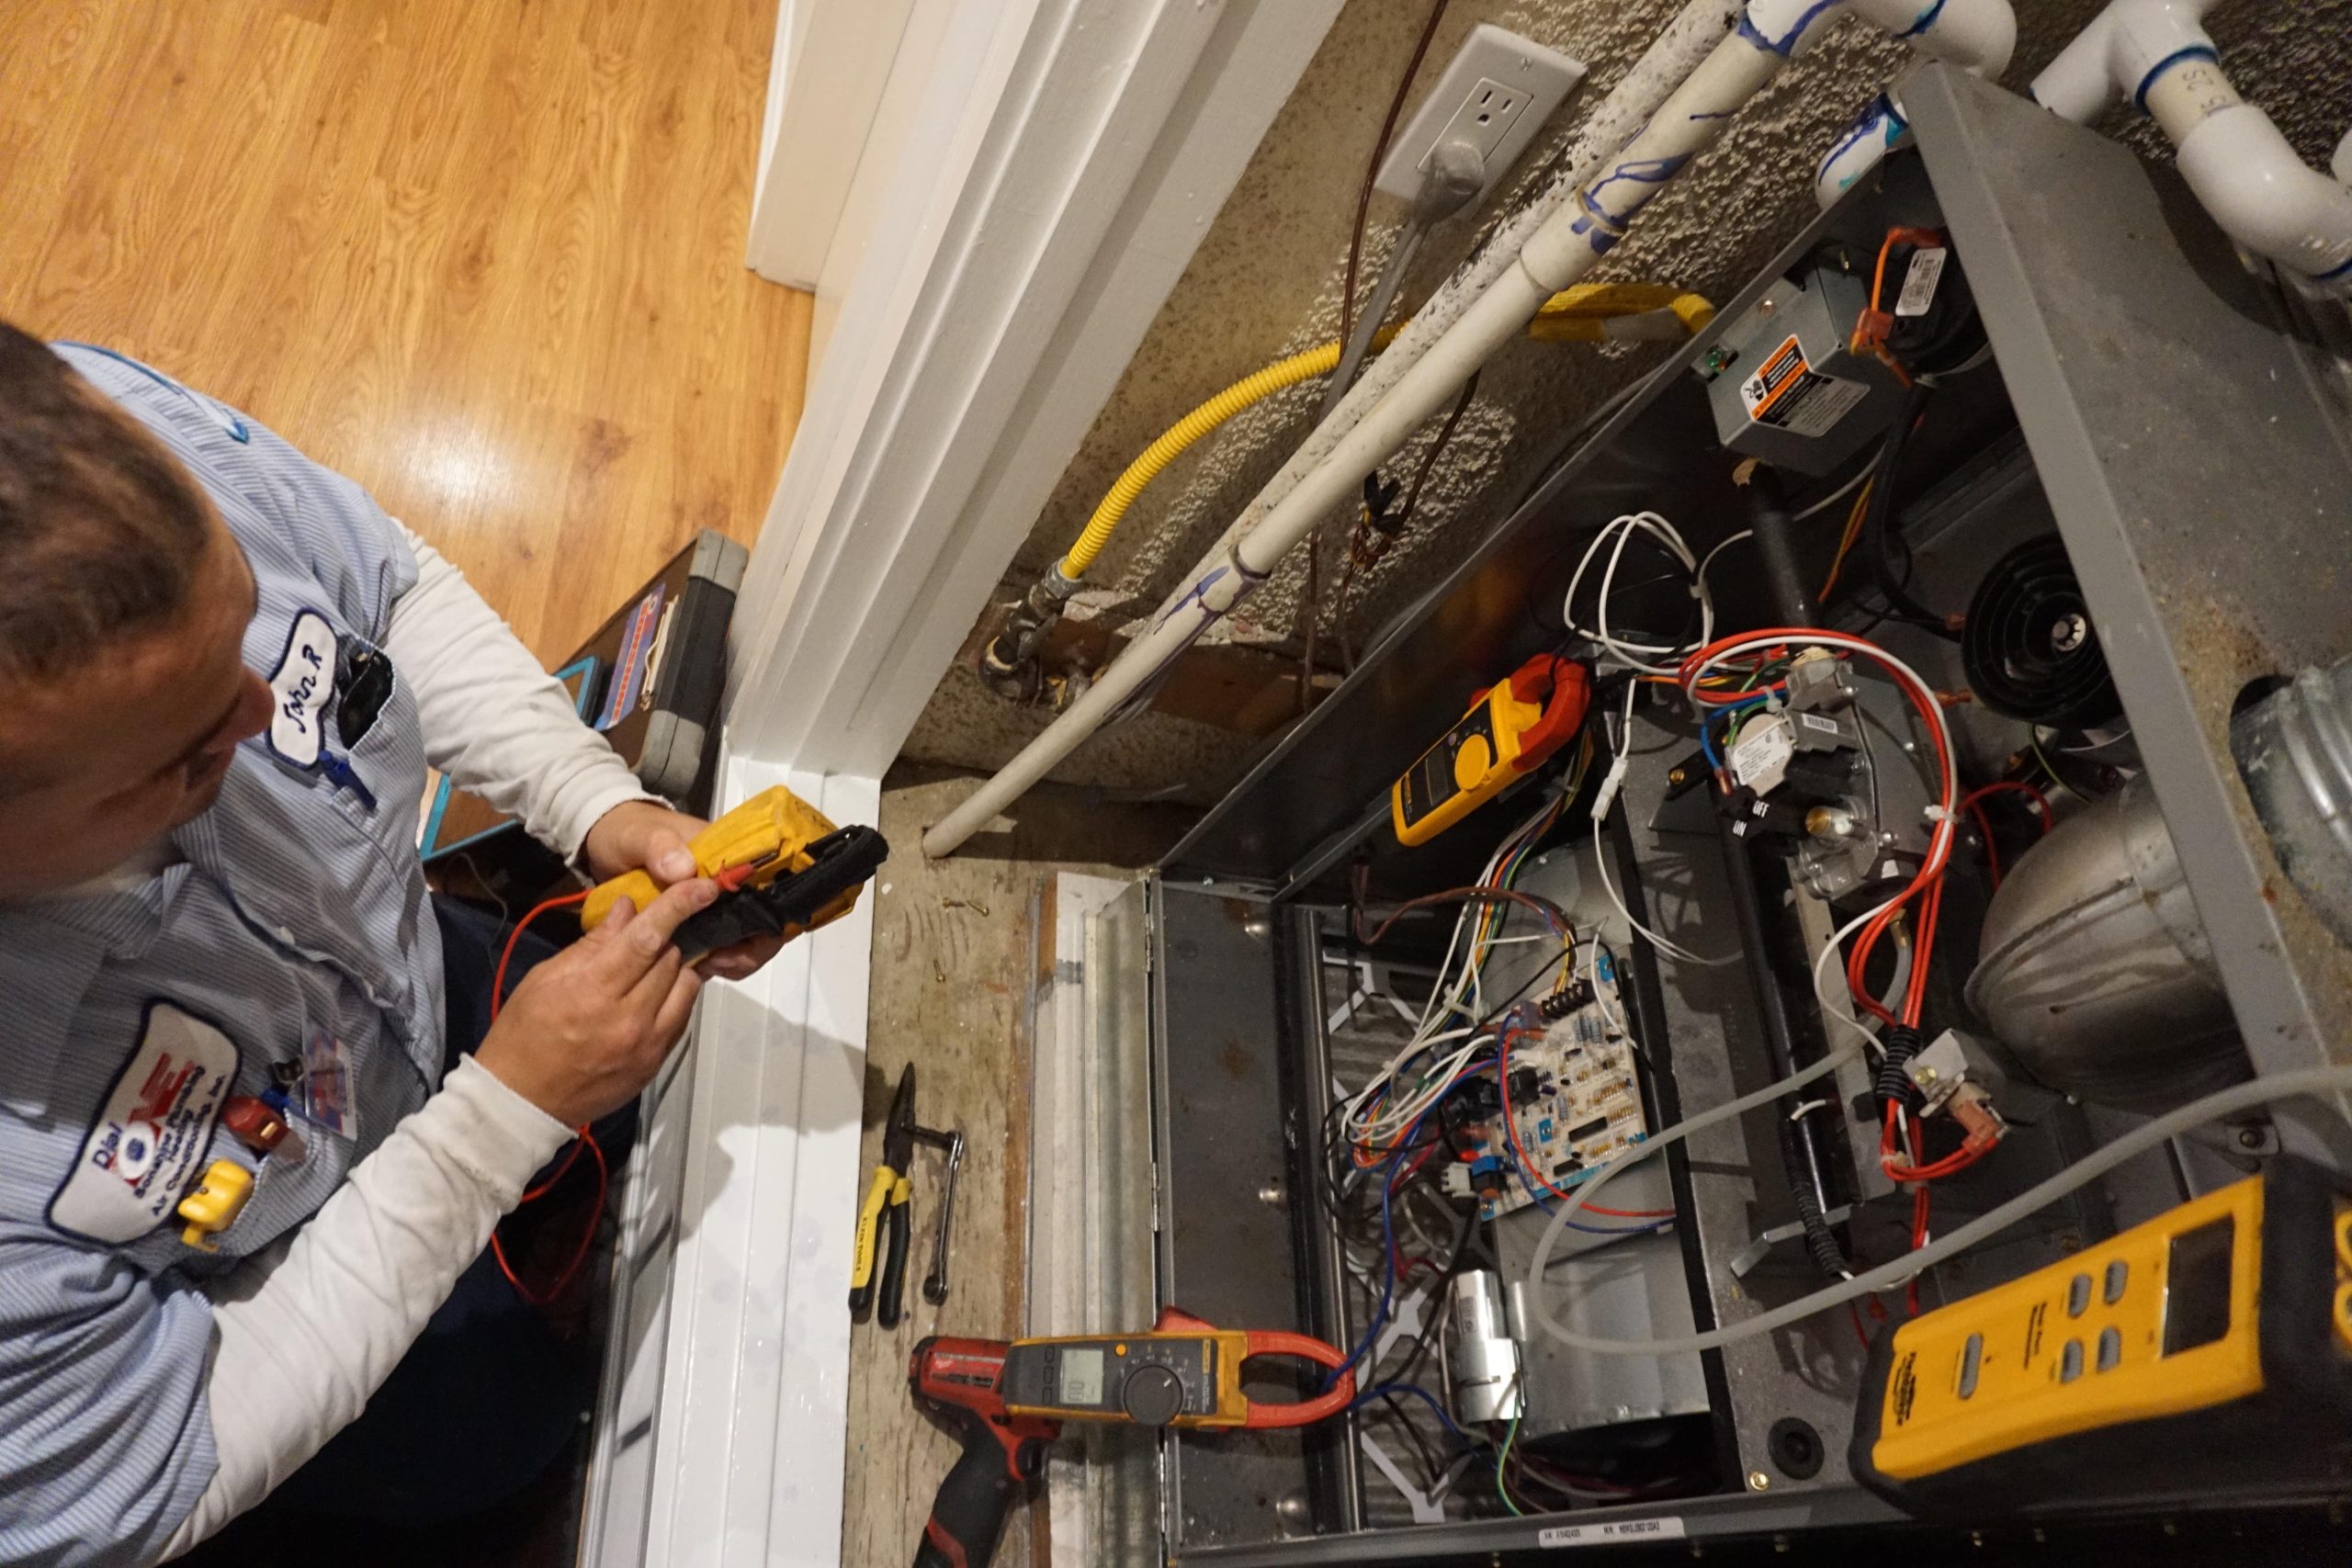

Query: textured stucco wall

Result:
[900,0,2352,795]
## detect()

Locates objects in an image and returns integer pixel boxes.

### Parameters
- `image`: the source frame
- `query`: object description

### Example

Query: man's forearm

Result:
[163,1057,571,1560]
[385,523,657,859]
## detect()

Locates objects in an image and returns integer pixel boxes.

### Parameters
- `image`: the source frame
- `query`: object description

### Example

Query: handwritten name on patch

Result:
[267,610,339,768]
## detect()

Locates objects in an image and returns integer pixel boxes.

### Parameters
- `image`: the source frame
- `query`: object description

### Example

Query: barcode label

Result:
[1897,246,1948,318]
[1540,1516,1688,1549]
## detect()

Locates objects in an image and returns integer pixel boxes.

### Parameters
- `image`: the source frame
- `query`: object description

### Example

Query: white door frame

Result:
[583,2,1341,1562]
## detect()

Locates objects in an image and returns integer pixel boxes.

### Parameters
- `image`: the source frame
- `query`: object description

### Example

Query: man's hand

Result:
[581,800,786,982]
[476,878,717,1126]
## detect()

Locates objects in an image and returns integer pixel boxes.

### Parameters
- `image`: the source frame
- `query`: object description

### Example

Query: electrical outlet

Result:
[1374,24,1586,207]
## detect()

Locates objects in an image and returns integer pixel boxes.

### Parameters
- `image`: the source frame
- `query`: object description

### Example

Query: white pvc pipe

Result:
[922,0,2020,859]
[1142,0,1745,632]
[1815,91,1911,210]
[2032,0,2352,288]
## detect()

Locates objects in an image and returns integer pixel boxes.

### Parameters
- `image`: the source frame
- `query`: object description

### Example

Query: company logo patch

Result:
[51,1004,240,1245]
[267,610,339,768]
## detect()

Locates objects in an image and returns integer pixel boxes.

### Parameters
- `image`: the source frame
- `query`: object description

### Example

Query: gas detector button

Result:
[2103,1259,2129,1305]
[2066,1272,2092,1318]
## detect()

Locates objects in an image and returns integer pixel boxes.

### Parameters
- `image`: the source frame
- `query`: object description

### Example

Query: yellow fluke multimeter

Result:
[1392,654,1590,847]
[1850,1157,2352,1516]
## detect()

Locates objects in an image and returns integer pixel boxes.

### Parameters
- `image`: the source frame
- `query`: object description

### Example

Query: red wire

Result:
[486,889,606,1308]
[1956,781,2053,891]
[1497,1029,1673,1219]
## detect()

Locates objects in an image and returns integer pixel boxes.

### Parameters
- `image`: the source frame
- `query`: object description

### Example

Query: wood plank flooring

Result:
[0,0,811,664]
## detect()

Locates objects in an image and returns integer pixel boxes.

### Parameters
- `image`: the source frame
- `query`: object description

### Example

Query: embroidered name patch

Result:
[268,610,339,768]
[51,1004,239,1244]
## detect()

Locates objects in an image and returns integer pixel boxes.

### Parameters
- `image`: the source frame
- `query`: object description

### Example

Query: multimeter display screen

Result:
[1400,706,1498,828]
[1058,1348,1106,1405]
[2161,1215,2235,1357]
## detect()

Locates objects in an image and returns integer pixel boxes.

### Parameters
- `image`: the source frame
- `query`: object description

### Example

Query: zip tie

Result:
[1789,1099,1832,1122]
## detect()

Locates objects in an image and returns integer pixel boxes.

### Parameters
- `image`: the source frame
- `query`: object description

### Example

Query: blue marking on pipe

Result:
[2133,45,2219,115]
[2317,254,2352,283]
[1687,108,1739,122]
[1745,0,1841,57]
[1897,0,1948,39]
[1585,155,1689,222]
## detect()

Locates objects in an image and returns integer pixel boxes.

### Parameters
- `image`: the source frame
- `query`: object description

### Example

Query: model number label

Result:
[1540,1516,1687,1548]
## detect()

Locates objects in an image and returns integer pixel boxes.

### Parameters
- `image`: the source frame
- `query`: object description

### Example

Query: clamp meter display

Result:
[1392,653,1590,847]
[1001,1334,1223,1428]
[1851,1157,2352,1515]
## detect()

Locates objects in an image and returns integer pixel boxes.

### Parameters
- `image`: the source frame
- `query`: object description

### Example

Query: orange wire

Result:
[485,889,606,1307]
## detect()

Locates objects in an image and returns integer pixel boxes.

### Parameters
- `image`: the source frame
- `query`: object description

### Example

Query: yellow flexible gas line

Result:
[1060,326,1402,580]
[1057,285,1711,582]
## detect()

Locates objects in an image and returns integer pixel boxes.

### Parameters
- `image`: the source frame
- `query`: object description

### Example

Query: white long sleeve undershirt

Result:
[159,530,664,1560]
[386,521,662,860]
[163,1059,572,1557]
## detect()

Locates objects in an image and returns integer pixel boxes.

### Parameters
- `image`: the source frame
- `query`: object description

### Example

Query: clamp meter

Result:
[582,785,887,962]
[1392,653,1590,847]
[1851,1157,2352,1516]
[908,1309,1351,1568]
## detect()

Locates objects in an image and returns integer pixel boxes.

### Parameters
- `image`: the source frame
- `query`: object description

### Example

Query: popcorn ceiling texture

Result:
[898,0,2352,795]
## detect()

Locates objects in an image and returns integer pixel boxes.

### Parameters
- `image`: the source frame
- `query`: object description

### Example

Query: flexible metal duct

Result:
[1965,773,2247,1111]
[2233,654,2352,948]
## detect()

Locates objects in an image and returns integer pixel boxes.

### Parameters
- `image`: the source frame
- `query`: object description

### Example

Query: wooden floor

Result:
[0,0,812,664]
[847,768,1192,1568]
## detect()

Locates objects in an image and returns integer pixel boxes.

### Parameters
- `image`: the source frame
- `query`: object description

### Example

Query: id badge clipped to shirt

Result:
[292,1025,357,1142]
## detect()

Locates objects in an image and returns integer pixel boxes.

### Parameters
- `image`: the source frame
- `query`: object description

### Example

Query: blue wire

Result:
[1357,1381,1479,1449]
[1697,692,1773,772]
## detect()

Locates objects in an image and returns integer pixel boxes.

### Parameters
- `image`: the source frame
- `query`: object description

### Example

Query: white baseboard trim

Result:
[582,756,879,1568]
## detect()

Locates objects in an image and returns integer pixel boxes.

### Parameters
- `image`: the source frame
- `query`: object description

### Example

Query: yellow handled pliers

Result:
[850,1065,917,1327]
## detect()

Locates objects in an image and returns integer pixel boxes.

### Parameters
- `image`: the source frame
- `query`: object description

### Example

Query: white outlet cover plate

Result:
[1373,23,1586,205]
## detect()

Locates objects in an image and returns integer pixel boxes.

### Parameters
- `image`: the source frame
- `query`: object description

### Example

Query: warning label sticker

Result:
[1539,1516,1687,1549]
[1738,334,1868,440]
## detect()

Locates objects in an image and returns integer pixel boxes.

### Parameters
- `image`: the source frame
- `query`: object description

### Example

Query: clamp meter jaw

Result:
[1392,653,1590,847]
[581,785,887,962]
[1851,1156,2352,1517]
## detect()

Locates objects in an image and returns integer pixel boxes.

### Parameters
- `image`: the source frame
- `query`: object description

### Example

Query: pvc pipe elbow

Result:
[1744,0,2016,71]
[2033,0,2221,125]
[1815,92,1911,210]
[1862,0,2017,81]
[2175,104,2352,285]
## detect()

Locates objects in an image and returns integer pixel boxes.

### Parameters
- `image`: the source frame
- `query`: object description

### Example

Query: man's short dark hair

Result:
[0,320,216,682]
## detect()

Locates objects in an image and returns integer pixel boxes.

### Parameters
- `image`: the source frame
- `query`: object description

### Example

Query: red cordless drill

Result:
[907,1308,1353,1568]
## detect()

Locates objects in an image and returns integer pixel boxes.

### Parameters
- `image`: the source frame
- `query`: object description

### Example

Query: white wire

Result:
[1340,793,1566,1144]
[1691,528,1751,609]
[1591,681,1738,966]
[1562,511,1712,676]
[1790,443,1883,522]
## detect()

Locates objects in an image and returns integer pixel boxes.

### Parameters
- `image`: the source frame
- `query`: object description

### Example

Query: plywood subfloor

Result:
[0,0,810,665]
[846,767,1192,1568]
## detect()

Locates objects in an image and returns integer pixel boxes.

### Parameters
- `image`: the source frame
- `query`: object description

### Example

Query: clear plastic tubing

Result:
[1527,1044,2352,1356]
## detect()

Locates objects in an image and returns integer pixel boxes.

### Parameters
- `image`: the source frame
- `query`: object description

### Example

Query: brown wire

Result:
[1349,864,1571,948]
[1306,0,1453,716]
[1340,0,1455,360]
